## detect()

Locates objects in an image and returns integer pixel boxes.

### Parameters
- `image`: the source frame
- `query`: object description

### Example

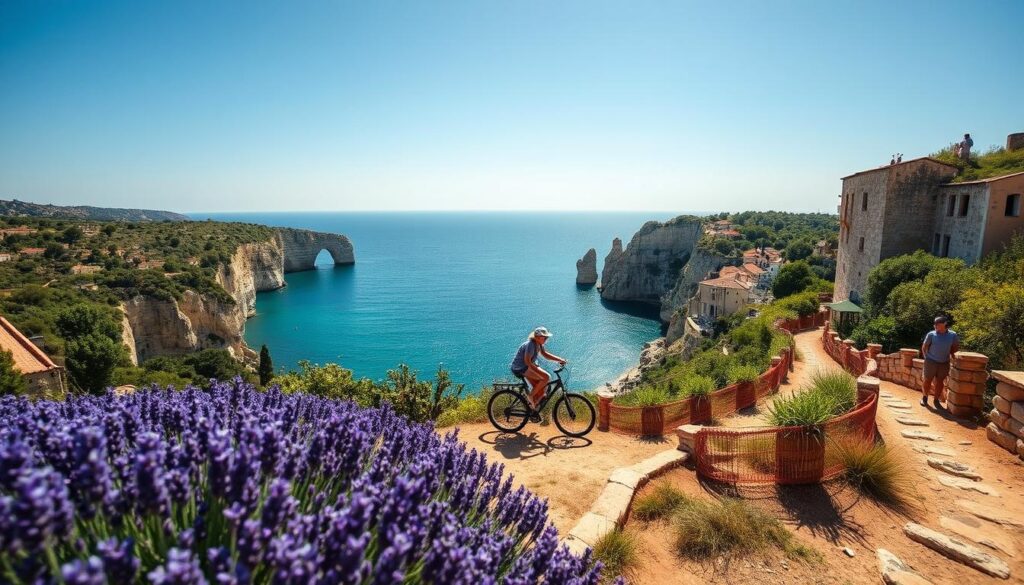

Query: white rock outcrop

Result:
[599,217,703,306]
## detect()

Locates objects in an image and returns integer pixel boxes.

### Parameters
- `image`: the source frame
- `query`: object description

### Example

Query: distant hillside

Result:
[0,199,188,221]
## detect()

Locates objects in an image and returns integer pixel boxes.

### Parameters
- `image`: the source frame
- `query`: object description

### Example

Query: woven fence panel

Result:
[695,390,879,485]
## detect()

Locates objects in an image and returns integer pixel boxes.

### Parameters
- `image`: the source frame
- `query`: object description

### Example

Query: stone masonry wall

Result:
[987,370,1024,461]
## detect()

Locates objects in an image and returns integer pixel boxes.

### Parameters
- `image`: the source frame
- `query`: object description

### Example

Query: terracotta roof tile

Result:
[701,276,753,290]
[0,316,58,375]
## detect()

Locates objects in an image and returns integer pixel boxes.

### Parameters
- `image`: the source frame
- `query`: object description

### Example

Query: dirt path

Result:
[718,330,841,428]
[623,327,1024,584]
[447,421,673,532]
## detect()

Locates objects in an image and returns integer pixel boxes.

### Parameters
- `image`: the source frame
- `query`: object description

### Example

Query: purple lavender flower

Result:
[148,547,207,585]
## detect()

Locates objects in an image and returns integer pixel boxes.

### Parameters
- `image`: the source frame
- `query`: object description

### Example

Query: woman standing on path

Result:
[920,315,959,408]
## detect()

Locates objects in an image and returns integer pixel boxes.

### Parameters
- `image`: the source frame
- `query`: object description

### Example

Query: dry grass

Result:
[592,528,639,582]
[632,483,687,522]
[836,441,917,511]
[671,495,820,563]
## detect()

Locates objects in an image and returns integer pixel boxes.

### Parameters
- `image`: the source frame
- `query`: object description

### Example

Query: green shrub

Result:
[613,385,672,407]
[837,442,916,510]
[632,483,687,521]
[434,387,493,427]
[592,529,639,582]
[727,364,760,384]
[680,375,715,398]
[768,371,856,427]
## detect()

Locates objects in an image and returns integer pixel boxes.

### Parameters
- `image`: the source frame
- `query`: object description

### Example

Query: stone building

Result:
[834,141,1024,304]
[0,316,65,395]
[691,274,752,319]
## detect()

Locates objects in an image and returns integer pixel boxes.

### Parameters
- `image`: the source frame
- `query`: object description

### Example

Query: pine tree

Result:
[258,344,274,386]
[0,349,28,395]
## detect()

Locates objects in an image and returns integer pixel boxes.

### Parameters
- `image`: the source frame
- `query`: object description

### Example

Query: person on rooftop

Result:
[920,315,959,408]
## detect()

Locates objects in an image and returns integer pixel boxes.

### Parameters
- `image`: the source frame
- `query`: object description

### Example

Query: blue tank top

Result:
[510,340,540,373]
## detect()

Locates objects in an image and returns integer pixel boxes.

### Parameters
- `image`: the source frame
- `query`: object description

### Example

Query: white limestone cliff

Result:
[599,216,703,306]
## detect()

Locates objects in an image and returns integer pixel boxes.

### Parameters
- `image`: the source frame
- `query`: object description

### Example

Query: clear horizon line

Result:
[186,208,838,215]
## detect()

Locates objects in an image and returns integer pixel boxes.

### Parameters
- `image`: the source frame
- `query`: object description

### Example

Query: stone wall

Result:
[986,370,1024,460]
[932,183,989,263]
[825,322,990,419]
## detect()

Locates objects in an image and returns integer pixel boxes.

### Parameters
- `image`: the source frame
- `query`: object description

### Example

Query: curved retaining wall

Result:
[596,311,826,436]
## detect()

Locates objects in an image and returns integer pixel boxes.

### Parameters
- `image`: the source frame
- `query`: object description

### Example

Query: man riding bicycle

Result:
[510,326,566,410]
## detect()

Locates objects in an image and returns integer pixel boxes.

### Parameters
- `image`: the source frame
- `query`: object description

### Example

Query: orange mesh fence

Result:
[695,389,879,485]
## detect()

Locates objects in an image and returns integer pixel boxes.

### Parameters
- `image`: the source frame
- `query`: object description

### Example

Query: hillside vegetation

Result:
[932,144,1024,182]
[0,198,188,221]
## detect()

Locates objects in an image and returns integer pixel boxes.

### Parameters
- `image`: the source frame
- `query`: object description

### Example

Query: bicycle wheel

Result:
[487,389,530,433]
[553,393,596,437]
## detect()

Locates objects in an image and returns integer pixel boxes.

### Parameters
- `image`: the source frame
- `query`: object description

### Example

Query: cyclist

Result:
[510,326,566,410]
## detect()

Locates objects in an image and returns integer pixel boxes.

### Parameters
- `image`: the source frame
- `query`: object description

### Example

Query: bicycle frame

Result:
[514,366,570,413]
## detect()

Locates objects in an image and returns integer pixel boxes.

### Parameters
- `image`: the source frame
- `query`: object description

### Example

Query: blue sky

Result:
[1,1,1021,213]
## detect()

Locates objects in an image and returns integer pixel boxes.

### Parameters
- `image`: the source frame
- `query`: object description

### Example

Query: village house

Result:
[834,132,1024,304]
[813,240,832,257]
[19,247,45,256]
[70,264,103,275]
[0,253,12,263]
[0,316,65,395]
[0,226,38,237]
[692,274,753,319]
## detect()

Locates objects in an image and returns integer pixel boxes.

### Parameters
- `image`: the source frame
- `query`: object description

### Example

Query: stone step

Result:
[926,458,982,481]
[912,444,954,457]
[940,515,1017,557]
[896,417,929,426]
[938,475,1000,496]
[888,403,913,410]
[901,430,943,441]
[880,391,895,398]
[903,522,1010,579]
[957,499,1024,531]
[877,548,933,585]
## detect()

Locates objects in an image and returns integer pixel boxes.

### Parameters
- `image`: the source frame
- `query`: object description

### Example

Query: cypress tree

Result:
[258,344,274,386]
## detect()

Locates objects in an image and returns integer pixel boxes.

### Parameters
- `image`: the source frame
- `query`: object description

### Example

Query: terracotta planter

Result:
[736,381,756,409]
[640,405,665,436]
[775,428,825,484]
[691,396,712,424]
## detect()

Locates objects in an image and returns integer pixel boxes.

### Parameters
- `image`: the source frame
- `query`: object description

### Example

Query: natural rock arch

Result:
[277,228,355,273]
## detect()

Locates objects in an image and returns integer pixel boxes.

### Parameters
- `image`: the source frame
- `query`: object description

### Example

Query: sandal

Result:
[920,396,928,406]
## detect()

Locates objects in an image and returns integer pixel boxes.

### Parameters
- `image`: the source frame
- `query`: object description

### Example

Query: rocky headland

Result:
[576,248,598,285]
[120,227,354,364]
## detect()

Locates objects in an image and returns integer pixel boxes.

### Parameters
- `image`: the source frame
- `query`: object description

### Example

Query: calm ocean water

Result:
[197,212,681,391]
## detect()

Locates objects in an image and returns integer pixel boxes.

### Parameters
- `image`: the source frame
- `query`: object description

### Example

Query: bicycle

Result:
[487,365,596,437]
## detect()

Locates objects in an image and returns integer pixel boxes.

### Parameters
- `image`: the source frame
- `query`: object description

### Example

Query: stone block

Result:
[561,535,591,556]
[945,389,983,409]
[947,378,982,396]
[900,348,917,367]
[990,409,1010,428]
[1002,415,1024,439]
[607,467,645,490]
[993,395,1012,414]
[630,449,687,478]
[1018,439,1024,459]
[1013,400,1024,424]
[567,512,615,547]
[856,375,880,394]
[946,403,979,419]
[951,353,988,371]
[987,423,1018,452]
[996,381,1024,402]
[876,548,932,585]
[951,368,988,384]
[991,369,1024,387]
[589,481,635,525]
[911,358,924,370]
[675,424,701,454]
[902,522,1010,579]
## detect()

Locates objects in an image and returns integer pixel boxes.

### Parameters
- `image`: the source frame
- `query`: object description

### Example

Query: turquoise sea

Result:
[197,212,680,391]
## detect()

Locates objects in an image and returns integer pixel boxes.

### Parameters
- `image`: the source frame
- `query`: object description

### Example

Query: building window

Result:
[947,195,956,216]
[941,235,951,257]
[958,194,970,217]
[862,192,868,211]
[1006,193,1021,217]
[858,237,865,252]
[932,233,940,255]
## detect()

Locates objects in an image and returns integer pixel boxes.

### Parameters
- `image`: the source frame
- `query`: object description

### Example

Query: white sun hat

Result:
[532,326,553,338]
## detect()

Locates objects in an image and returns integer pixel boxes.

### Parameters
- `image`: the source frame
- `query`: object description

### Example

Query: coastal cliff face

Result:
[121,228,353,365]
[660,247,730,322]
[599,217,703,306]
[576,248,598,285]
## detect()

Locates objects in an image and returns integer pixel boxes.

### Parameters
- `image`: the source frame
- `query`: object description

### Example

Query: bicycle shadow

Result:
[477,430,593,460]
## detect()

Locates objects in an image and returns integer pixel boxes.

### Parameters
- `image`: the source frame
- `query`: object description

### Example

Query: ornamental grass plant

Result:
[836,441,917,511]
[768,370,856,427]
[631,483,687,522]
[0,379,605,584]
[591,529,638,583]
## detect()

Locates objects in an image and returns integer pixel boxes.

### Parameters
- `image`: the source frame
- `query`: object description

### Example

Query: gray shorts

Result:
[923,358,950,381]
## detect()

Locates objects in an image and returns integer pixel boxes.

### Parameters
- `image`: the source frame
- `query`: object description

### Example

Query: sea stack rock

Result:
[599,216,703,307]
[576,248,598,285]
